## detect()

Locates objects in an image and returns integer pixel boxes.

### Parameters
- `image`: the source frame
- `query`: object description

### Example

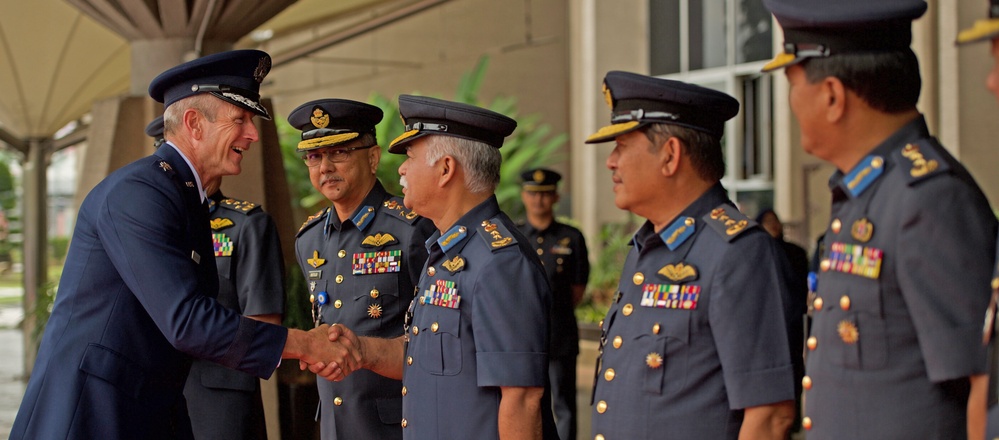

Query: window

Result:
[650,0,775,213]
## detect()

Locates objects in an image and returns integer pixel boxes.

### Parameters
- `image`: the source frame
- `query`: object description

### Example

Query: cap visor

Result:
[761,52,801,73]
[213,92,271,119]
[957,19,999,45]
[522,184,557,192]
[585,121,641,144]
[388,129,425,154]
[297,132,361,152]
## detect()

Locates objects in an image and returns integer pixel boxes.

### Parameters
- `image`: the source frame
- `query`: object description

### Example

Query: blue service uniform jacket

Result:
[591,184,795,440]
[295,181,434,440]
[804,116,997,439]
[184,192,286,440]
[401,196,559,439]
[10,144,287,440]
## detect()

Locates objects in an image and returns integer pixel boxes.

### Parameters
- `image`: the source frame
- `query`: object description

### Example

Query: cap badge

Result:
[533,169,545,183]
[311,107,330,129]
[308,250,326,268]
[253,56,271,83]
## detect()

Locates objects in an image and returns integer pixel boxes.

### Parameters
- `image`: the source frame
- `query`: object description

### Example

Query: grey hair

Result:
[424,135,501,194]
[162,94,224,136]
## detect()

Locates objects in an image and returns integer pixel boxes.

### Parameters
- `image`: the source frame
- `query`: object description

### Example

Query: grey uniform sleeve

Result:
[235,211,285,316]
[897,175,997,381]
[709,233,795,409]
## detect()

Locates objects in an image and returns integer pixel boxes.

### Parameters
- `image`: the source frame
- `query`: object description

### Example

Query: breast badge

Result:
[210,217,234,231]
[851,218,874,243]
[362,232,398,248]
[657,262,698,283]
[367,304,383,319]
[442,255,466,274]
[838,320,859,344]
[308,250,326,268]
[645,352,664,369]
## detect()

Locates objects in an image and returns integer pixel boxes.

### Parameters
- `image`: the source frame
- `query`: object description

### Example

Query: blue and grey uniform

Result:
[295,181,433,440]
[184,192,285,440]
[803,117,997,438]
[401,196,558,439]
[590,184,794,439]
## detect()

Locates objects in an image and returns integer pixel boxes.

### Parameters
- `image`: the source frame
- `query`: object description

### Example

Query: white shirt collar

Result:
[165,141,207,202]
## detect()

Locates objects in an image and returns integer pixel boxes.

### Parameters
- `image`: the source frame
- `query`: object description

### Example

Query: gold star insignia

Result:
[645,352,663,369]
[838,320,859,344]
[367,304,383,319]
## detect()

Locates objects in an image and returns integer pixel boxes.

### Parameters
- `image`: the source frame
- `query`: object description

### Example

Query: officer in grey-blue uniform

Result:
[763,1,999,438]
[146,116,286,440]
[387,95,558,439]
[956,3,999,438]
[585,71,795,439]
[517,168,589,440]
[288,99,434,440]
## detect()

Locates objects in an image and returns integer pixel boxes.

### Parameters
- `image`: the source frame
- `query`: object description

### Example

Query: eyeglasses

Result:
[302,145,375,167]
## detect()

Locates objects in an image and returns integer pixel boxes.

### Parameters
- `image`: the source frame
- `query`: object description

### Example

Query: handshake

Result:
[292,323,367,382]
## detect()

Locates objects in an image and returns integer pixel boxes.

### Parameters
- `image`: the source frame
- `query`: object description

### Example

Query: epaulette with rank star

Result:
[297,207,329,236]
[477,216,518,251]
[892,139,951,186]
[702,204,756,242]
[382,198,420,225]
[218,198,260,215]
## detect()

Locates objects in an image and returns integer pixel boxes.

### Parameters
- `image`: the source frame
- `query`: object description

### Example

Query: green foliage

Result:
[49,236,70,263]
[30,281,58,351]
[575,219,639,323]
[279,55,567,219]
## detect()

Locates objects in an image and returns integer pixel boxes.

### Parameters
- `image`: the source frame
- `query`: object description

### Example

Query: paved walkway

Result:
[0,287,24,440]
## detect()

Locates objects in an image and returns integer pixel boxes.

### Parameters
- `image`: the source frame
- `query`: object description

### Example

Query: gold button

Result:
[595,435,605,440]
[310,294,315,304]
[814,297,823,310]
[401,418,408,428]
[370,288,380,299]
[596,400,608,414]
[993,278,999,290]
[807,336,817,350]
[598,319,604,327]
[333,397,343,406]
[428,266,436,277]
[831,219,841,234]
[407,356,413,365]
[402,386,407,396]
[802,375,812,390]
[612,336,623,349]
[622,304,634,316]
[604,368,615,381]
[431,322,439,332]
[412,326,419,335]
[652,323,661,334]
[335,274,344,284]
[537,237,544,244]
[839,295,851,311]
[556,257,563,264]
[632,272,645,285]
[537,248,543,256]
[820,259,831,272]
[334,299,343,309]
[802,416,812,430]
[338,250,346,258]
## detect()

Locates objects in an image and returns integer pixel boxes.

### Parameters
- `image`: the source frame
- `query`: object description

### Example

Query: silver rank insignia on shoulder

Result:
[159,161,172,172]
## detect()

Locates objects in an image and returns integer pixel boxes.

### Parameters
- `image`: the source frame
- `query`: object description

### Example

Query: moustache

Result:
[399,176,408,189]
[320,175,345,186]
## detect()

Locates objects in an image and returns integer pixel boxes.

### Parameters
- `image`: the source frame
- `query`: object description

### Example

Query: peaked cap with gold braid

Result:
[388,95,517,154]
[957,0,999,45]
[520,168,561,192]
[761,0,926,72]
[585,71,739,144]
[287,98,383,152]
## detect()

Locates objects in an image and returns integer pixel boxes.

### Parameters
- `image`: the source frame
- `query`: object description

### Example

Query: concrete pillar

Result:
[21,139,47,376]
[130,39,234,96]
